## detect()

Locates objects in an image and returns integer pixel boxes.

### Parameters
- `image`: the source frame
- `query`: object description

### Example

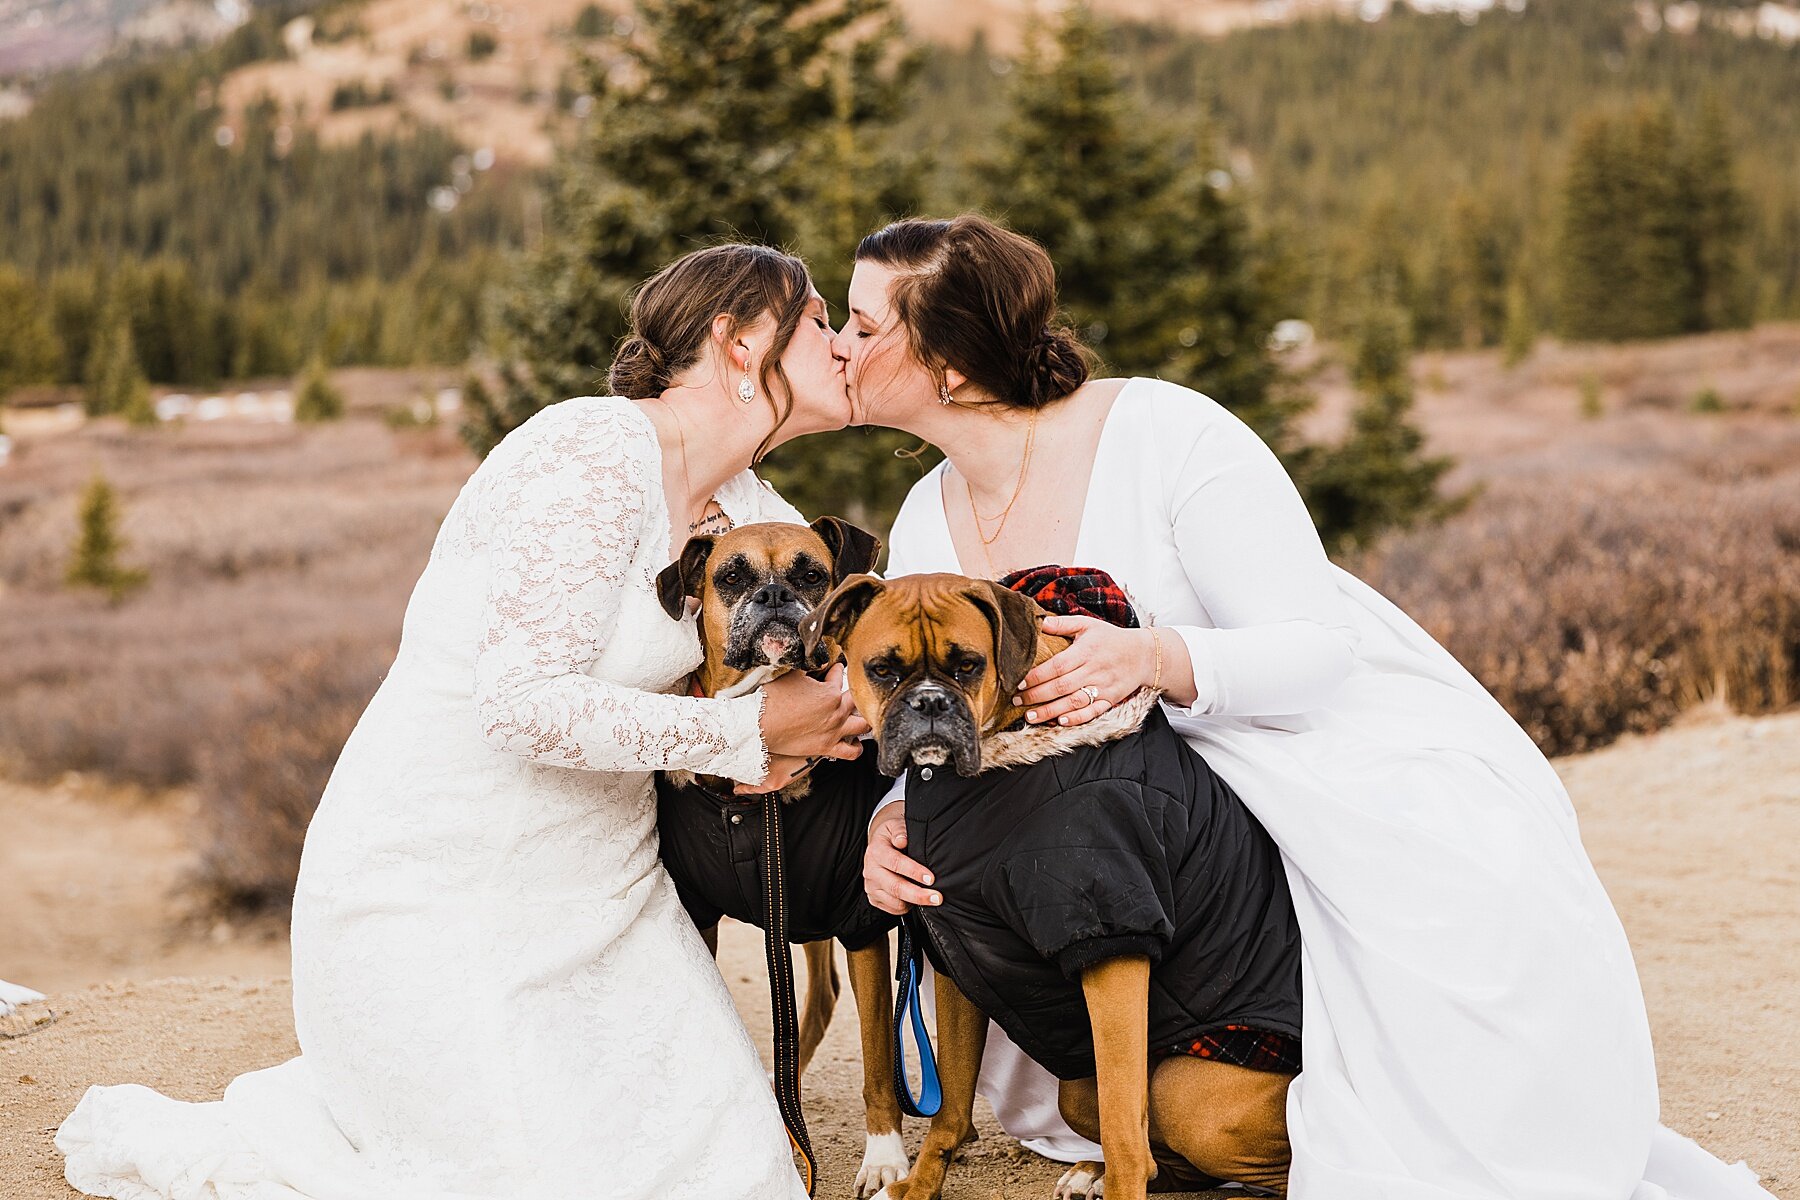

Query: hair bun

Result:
[608,335,670,398]
[1019,325,1090,409]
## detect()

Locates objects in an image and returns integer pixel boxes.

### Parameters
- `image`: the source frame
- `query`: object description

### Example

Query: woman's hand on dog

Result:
[738,665,869,793]
[758,664,871,756]
[1017,616,1176,727]
[864,800,941,915]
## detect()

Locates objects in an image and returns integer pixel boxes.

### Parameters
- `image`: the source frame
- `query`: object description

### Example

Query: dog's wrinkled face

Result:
[800,574,1045,777]
[657,517,881,687]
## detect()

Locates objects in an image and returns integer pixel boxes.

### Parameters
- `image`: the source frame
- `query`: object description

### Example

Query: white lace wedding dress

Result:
[58,396,812,1200]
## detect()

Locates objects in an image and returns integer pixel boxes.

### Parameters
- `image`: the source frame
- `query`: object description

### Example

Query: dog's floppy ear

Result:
[655,535,717,622]
[967,580,1045,699]
[809,516,882,583]
[800,574,885,661]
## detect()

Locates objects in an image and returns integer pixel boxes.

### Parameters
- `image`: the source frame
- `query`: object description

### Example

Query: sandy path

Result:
[3,710,1796,1198]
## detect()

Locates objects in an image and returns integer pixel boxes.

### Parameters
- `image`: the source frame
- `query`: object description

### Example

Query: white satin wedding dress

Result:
[58,396,811,1200]
[881,377,1775,1200]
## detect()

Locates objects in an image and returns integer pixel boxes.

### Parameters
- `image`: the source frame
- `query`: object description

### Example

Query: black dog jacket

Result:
[904,705,1303,1081]
[656,752,899,951]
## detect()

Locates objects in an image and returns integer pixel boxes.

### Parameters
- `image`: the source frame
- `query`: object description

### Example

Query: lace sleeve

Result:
[471,401,769,782]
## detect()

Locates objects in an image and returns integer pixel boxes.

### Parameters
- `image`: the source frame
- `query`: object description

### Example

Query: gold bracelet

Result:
[1150,628,1164,693]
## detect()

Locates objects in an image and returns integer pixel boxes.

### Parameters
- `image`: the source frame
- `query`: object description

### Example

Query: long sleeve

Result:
[1159,390,1359,718]
[471,400,768,782]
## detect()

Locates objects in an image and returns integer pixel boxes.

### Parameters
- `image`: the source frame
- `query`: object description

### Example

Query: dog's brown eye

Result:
[723,571,740,586]
[869,663,894,680]
[804,570,824,586]
[956,660,981,678]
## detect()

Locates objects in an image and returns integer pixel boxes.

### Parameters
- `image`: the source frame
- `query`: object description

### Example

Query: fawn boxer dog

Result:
[800,572,1302,1200]
[653,517,911,1198]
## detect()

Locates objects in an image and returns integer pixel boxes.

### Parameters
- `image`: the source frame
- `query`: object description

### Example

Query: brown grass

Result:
[0,425,463,769]
[192,645,387,912]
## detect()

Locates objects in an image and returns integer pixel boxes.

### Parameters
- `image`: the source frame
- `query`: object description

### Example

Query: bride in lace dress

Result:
[58,244,870,1200]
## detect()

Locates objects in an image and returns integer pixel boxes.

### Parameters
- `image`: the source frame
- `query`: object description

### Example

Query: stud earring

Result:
[938,383,953,406]
[737,367,755,405]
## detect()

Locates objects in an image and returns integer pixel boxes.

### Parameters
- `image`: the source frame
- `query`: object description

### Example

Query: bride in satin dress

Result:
[849,215,1777,1200]
[58,244,869,1200]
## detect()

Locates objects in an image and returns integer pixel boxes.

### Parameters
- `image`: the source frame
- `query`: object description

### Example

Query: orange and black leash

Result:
[761,784,818,1196]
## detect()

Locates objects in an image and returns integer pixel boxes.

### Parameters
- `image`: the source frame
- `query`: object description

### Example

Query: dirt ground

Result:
[3,708,1797,1199]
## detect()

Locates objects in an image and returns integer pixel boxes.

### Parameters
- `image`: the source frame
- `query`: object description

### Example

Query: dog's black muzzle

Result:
[724,582,816,671]
[879,681,981,777]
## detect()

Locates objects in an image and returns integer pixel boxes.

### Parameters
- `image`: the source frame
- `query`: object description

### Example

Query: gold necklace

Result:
[967,408,1039,548]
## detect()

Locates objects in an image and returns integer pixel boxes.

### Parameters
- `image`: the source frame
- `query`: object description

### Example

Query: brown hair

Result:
[855,214,1091,410]
[608,243,813,462]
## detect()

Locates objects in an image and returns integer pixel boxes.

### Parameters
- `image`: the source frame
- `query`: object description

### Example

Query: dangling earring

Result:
[737,366,755,405]
[938,383,954,406]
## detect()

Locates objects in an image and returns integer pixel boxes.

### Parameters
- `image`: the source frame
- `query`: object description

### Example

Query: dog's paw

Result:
[854,1130,910,1198]
[1053,1161,1105,1199]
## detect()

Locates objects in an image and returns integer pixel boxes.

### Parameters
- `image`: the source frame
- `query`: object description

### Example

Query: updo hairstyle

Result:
[854,215,1091,410]
[608,243,814,461]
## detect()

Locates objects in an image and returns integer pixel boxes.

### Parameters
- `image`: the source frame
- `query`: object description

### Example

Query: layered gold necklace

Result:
[965,407,1039,577]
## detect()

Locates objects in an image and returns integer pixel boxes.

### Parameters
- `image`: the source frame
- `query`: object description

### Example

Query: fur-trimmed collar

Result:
[977,687,1160,772]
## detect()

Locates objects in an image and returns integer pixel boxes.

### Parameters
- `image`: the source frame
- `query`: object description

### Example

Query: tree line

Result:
[2,0,1784,394]
[0,3,524,397]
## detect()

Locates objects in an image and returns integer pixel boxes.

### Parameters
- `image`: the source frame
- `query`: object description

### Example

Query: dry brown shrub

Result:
[1351,472,1800,757]
[191,645,388,913]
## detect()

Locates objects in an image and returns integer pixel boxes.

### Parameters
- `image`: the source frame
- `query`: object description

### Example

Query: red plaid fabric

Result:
[999,565,1139,629]
[1169,1025,1302,1075]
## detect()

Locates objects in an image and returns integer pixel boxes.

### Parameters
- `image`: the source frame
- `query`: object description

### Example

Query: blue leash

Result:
[892,917,942,1118]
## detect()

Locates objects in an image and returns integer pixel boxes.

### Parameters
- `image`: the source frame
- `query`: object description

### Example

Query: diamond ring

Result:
[1082,685,1100,706]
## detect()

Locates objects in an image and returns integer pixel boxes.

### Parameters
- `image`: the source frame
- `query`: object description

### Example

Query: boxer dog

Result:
[654,517,911,1198]
[800,573,1301,1200]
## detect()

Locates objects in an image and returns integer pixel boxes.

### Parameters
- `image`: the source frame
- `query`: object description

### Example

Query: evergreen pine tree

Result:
[1557,113,1636,342]
[66,474,148,603]
[978,3,1295,445]
[294,354,345,423]
[122,380,158,428]
[1678,96,1752,333]
[0,266,62,400]
[1556,101,1739,344]
[1502,275,1536,367]
[84,303,151,418]
[48,268,102,386]
[473,0,914,459]
[1445,190,1508,349]
[1622,102,1689,339]
[1298,302,1459,555]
